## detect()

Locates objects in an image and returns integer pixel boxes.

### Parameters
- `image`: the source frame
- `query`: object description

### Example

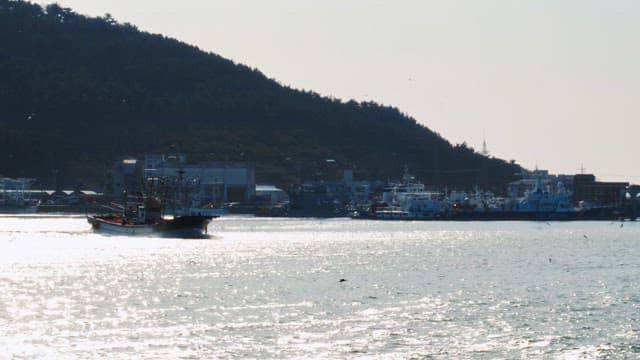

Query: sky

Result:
[36,0,640,183]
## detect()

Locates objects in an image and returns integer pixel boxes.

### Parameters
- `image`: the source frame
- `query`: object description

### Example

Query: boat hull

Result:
[88,215,214,238]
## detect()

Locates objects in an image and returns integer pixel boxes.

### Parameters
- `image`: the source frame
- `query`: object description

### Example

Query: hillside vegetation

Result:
[0,0,521,190]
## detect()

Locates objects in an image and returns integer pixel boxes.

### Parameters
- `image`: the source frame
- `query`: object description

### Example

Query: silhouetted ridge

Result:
[0,0,521,190]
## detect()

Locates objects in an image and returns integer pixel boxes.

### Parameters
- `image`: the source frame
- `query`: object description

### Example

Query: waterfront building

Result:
[112,155,255,204]
[573,174,628,206]
[507,170,573,198]
[112,159,144,197]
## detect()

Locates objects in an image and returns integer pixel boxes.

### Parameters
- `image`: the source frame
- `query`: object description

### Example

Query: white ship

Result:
[359,169,450,220]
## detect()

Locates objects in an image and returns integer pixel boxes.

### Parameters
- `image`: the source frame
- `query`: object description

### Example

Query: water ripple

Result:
[0,217,639,358]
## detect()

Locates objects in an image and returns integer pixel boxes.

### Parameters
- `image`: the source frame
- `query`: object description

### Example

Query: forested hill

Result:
[0,0,521,190]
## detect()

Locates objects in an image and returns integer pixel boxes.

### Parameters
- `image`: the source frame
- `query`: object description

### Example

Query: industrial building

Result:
[112,155,255,203]
[572,174,628,206]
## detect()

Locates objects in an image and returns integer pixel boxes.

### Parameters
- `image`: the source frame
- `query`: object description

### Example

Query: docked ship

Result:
[353,172,622,221]
[450,178,621,221]
[352,170,450,220]
[288,183,350,218]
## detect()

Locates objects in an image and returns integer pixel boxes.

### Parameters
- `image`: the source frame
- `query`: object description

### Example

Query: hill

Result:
[0,0,521,191]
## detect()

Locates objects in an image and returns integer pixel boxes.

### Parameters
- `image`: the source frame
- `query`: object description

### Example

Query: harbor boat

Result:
[87,196,215,238]
[288,183,350,218]
[353,172,623,221]
[451,178,618,220]
[0,177,40,213]
[87,213,214,237]
[353,170,450,220]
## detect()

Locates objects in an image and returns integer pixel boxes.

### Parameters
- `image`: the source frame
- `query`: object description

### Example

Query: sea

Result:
[0,215,638,359]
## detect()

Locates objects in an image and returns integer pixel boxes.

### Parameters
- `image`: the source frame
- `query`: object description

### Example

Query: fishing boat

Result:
[87,195,215,238]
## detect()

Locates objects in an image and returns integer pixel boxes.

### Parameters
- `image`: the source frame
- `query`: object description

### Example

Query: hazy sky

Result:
[37,0,640,183]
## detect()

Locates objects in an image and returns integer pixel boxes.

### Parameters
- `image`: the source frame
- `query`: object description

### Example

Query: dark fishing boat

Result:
[88,195,215,238]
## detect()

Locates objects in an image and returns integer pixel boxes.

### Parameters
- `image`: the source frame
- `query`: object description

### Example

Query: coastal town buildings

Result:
[112,155,255,203]
[573,174,629,207]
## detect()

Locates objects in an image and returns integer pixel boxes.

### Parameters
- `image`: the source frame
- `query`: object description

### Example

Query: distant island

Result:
[0,0,521,191]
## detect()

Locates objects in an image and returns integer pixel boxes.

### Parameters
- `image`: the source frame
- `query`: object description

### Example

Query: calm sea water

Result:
[0,215,638,359]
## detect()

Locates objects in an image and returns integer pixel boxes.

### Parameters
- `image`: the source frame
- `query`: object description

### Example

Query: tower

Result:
[481,130,489,157]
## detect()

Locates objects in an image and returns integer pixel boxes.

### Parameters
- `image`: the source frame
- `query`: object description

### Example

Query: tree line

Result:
[0,0,521,191]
